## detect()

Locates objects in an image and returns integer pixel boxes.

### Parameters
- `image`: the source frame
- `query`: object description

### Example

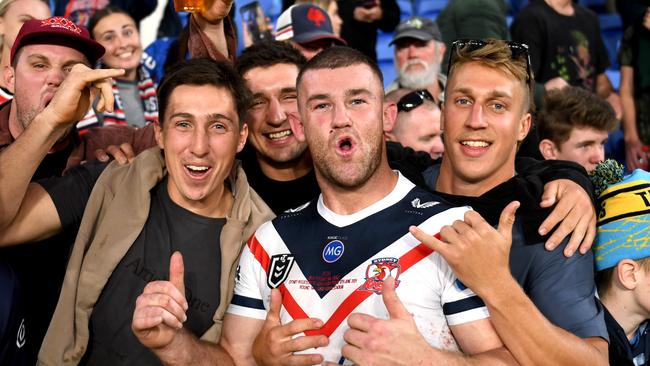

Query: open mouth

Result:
[336,136,355,155]
[459,140,491,156]
[460,140,490,148]
[184,164,211,178]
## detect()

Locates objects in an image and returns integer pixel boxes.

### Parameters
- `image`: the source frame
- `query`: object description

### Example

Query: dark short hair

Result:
[537,86,617,147]
[157,58,252,128]
[88,6,133,38]
[296,46,383,91]
[235,41,307,77]
[596,256,650,298]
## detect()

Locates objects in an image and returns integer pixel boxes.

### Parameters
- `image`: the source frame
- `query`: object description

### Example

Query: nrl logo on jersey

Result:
[411,198,439,209]
[267,254,296,289]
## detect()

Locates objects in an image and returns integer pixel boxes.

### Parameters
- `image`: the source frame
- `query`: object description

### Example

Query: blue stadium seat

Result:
[606,68,620,91]
[378,59,397,90]
[376,31,395,62]
[599,13,623,68]
[397,0,414,20]
[578,0,607,13]
[416,0,447,20]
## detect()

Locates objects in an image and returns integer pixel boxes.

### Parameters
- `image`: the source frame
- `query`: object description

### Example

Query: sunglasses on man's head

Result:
[447,39,533,84]
[397,89,434,113]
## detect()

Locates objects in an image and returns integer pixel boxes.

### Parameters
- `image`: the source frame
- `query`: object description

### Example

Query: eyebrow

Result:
[453,87,513,99]
[170,112,235,124]
[306,88,372,103]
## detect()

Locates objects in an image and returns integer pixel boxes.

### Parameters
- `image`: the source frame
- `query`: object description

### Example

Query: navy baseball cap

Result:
[11,16,105,65]
[390,16,443,45]
[275,4,346,46]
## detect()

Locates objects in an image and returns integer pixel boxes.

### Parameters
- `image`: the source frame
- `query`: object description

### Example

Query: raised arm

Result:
[411,203,609,366]
[0,65,123,245]
[132,252,235,366]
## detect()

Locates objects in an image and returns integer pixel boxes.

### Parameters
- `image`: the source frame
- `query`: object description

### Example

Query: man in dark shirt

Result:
[235,41,320,215]
[0,57,273,364]
[0,16,153,365]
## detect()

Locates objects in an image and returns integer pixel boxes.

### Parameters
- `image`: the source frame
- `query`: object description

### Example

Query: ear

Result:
[616,259,641,290]
[383,101,398,135]
[287,112,306,142]
[154,121,164,149]
[538,139,559,160]
[4,66,15,93]
[237,123,248,153]
[517,112,532,143]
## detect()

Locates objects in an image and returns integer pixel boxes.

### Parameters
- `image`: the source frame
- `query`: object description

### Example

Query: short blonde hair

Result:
[447,39,535,113]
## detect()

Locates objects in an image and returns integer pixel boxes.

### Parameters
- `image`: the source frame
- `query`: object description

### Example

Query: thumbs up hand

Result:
[132,251,189,350]
[334,277,431,366]
[410,201,520,298]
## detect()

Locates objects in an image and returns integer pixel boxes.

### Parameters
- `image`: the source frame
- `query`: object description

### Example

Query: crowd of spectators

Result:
[0,0,648,365]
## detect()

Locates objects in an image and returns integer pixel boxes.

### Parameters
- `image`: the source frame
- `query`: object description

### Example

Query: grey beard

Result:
[398,61,439,90]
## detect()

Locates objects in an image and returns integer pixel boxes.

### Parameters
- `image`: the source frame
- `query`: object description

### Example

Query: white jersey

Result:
[227,174,489,364]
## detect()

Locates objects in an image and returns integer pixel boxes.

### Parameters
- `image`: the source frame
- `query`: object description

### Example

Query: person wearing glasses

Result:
[342,39,610,365]
[384,88,444,160]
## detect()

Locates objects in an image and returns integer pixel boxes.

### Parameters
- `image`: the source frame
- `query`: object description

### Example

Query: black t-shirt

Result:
[422,164,608,341]
[239,146,320,215]
[0,142,90,365]
[41,164,225,365]
[511,0,610,91]
[604,303,649,366]
[0,260,26,366]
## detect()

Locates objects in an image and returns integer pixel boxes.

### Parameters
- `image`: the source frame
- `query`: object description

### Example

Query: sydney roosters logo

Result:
[307,8,327,28]
[359,257,401,294]
[41,17,82,34]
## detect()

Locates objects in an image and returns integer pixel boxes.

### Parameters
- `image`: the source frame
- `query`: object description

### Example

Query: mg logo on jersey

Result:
[267,254,295,289]
[322,240,345,263]
[359,257,401,294]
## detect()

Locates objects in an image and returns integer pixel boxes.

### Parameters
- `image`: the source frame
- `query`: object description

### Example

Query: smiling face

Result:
[6,43,88,132]
[440,61,531,195]
[92,12,142,80]
[0,0,51,53]
[297,63,387,188]
[155,84,247,217]
[243,63,307,169]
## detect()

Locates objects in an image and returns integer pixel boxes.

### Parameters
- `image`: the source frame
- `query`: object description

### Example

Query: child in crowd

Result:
[593,161,650,366]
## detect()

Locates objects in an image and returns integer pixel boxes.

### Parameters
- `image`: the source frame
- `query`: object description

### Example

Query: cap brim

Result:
[294,32,347,46]
[389,31,434,45]
[14,31,105,65]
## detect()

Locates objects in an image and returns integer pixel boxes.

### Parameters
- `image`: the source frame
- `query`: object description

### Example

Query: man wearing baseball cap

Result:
[593,163,650,366]
[0,16,148,364]
[275,3,345,60]
[386,16,447,102]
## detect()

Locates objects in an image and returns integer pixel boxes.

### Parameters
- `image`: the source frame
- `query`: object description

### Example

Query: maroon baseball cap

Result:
[11,16,105,65]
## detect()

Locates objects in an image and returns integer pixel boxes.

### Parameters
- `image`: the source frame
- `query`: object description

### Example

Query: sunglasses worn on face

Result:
[397,89,434,113]
[447,39,533,84]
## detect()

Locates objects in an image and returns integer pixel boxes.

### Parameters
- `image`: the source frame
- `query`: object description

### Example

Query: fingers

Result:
[538,194,571,241]
[381,276,410,320]
[409,225,445,253]
[94,148,110,162]
[169,251,185,297]
[578,215,596,254]
[278,334,328,355]
[539,181,559,208]
[267,288,283,323]
[143,280,188,311]
[120,143,136,162]
[134,296,186,329]
[497,201,519,243]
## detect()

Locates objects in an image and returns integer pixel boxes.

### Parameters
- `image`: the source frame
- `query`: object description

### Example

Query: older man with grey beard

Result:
[386,16,446,102]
